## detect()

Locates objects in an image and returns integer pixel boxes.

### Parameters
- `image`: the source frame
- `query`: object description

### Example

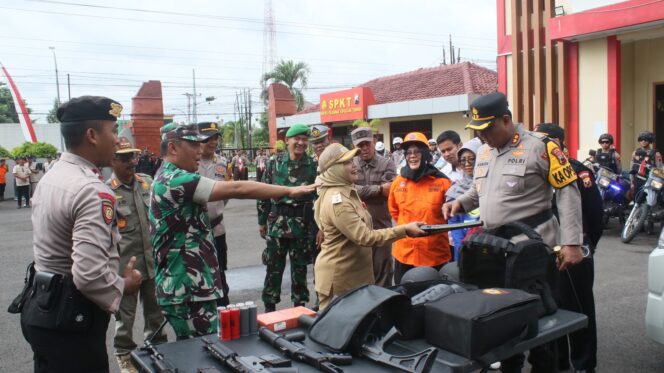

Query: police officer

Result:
[309,124,330,161]
[257,124,318,312]
[630,131,662,194]
[150,123,318,338]
[443,92,584,373]
[391,136,405,169]
[538,123,602,373]
[108,137,166,373]
[21,96,142,373]
[595,133,622,174]
[196,121,231,307]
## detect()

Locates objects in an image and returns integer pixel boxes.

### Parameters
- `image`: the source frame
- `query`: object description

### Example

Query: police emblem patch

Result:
[109,102,123,118]
[578,171,593,188]
[98,192,115,225]
[311,128,321,137]
[551,147,567,165]
[510,133,520,146]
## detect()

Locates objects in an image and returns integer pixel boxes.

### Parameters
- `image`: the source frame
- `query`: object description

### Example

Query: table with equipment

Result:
[132,309,587,373]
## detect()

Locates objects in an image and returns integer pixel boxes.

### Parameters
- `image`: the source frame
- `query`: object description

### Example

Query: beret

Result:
[57,95,122,122]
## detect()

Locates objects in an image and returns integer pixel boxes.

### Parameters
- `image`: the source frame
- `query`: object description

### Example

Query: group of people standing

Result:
[17,90,649,373]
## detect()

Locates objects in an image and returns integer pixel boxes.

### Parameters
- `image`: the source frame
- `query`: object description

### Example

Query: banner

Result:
[1,64,37,143]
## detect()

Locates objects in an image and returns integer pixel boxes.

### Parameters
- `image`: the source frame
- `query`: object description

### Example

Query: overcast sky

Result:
[0,0,612,125]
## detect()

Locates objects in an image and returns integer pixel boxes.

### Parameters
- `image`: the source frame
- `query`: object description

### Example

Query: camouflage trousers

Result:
[262,236,310,305]
[160,300,219,339]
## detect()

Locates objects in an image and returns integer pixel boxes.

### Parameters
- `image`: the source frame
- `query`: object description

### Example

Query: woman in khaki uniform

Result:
[314,143,426,310]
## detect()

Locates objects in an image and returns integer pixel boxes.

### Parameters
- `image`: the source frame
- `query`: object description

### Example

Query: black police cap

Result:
[197,121,221,139]
[538,123,565,143]
[56,96,123,123]
[466,92,511,131]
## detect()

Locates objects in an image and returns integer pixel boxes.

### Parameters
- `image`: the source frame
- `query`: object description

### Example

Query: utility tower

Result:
[262,0,277,80]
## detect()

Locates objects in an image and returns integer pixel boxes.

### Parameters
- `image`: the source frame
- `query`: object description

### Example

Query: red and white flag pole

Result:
[1,64,37,143]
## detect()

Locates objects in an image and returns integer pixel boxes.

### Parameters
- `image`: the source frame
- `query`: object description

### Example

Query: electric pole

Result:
[192,69,198,124]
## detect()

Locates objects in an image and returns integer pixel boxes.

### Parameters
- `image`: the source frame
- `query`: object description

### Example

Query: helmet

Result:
[400,266,440,284]
[375,141,385,152]
[392,137,403,145]
[598,133,614,144]
[401,132,429,149]
[638,131,655,143]
[428,138,437,145]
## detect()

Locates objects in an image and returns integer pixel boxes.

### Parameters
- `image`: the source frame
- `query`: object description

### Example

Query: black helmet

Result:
[638,131,655,143]
[400,266,440,284]
[598,133,614,144]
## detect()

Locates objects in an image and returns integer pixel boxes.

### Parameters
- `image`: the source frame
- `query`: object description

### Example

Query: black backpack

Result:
[458,221,558,316]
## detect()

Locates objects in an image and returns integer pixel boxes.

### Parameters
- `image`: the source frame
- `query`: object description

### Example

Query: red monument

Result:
[131,80,164,154]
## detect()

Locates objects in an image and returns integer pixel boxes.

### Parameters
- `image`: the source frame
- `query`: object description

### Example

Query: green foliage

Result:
[0,82,33,123]
[261,60,311,111]
[10,142,58,158]
[352,118,383,133]
[0,145,11,158]
[274,140,286,152]
[46,98,60,123]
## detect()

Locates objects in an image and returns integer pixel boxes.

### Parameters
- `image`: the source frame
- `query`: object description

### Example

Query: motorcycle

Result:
[621,166,664,243]
[596,166,630,227]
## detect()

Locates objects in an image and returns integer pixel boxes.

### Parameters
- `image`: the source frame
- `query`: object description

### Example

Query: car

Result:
[646,227,664,344]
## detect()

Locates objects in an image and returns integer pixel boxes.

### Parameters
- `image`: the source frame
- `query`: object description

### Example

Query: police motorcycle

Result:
[596,166,630,227]
[621,164,664,243]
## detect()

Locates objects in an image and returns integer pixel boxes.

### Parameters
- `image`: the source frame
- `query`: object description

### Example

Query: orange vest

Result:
[0,164,7,184]
[388,175,452,266]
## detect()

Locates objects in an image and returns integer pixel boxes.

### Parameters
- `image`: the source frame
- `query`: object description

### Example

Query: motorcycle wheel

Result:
[621,204,649,243]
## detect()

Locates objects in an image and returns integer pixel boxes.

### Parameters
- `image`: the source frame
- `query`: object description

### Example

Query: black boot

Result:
[264,303,276,312]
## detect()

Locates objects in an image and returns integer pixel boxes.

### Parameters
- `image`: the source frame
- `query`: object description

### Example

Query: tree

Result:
[0,82,33,123]
[352,118,383,133]
[261,60,311,111]
[46,98,60,123]
[0,145,11,159]
[10,142,58,158]
[252,111,269,147]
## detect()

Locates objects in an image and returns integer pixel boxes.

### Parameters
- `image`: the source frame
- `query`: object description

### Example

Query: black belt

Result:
[500,209,554,239]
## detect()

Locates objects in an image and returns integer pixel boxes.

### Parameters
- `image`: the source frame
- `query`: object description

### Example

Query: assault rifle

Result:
[299,315,437,373]
[258,327,352,373]
[202,337,298,373]
[133,320,180,373]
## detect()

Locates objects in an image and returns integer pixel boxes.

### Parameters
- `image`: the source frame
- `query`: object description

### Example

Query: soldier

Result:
[309,124,330,161]
[20,96,142,372]
[197,121,230,306]
[257,124,318,312]
[149,123,317,338]
[351,127,397,287]
[108,138,166,373]
[442,92,584,373]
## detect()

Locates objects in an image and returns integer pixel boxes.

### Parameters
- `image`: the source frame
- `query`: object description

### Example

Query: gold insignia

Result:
[211,122,217,129]
[118,217,127,229]
[511,150,524,156]
[510,133,520,146]
[109,102,123,118]
[311,128,321,137]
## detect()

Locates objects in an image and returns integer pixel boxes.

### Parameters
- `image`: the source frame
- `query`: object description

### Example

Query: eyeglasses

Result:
[459,157,476,165]
[405,149,422,156]
[599,141,610,144]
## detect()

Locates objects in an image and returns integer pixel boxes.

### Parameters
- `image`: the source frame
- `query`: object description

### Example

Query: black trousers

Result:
[557,257,597,370]
[393,260,445,286]
[215,234,230,306]
[21,303,111,373]
[16,185,30,207]
[0,182,5,199]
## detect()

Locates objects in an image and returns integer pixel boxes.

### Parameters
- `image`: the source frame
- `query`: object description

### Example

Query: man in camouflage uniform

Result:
[150,123,318,338]
[108,138,166,373]
[258,124,318,312]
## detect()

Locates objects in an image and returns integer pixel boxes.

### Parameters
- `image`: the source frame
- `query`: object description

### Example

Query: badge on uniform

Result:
[331,192,342,204]
[98,192,115,225]
[578,171,593,189]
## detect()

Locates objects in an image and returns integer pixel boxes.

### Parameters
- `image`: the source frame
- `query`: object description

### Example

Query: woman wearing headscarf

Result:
[446,137,482,261]
[314,143,426,310]
[388,132,452,285]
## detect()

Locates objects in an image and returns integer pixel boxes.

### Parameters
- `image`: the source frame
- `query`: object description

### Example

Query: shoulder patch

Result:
[331,192,342,205]
[578,170,593,188]
[99,192,115,225]
[546,141,577,188]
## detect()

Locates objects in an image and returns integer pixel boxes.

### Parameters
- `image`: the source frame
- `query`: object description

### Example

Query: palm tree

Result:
[261,60,311,111]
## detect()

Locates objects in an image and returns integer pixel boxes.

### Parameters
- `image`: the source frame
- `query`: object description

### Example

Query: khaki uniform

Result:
[107,173,165,356]
[314,186,407,310]
[32,152,123,313]
[456,125,583,247]
[353,154,397,287]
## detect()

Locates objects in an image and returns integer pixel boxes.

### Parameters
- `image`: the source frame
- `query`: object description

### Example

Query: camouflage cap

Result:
[317,143,360,173]
[160,123,207,142]
[309,124,328,143]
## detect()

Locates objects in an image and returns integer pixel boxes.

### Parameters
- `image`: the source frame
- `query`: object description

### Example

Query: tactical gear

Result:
[458,220,558,317]
[598,133,614,144]
[631,148,659,175]
[638,131,655,143]
[596,148,619,173]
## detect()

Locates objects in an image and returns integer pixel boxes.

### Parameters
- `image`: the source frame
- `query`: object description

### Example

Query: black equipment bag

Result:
[308,285,410,352]
[20,271,96,332]
[458,221,558,316]
[424,288,540,363]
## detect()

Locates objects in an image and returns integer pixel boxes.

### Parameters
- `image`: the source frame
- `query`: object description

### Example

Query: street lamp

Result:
[170,108,188,123]
[49,46,63,150]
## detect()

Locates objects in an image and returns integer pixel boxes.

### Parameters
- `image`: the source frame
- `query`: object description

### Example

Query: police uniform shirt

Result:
[198,154,227,237]
[31,152,124,313]
[456,124,583,247]
[107,173,155,280]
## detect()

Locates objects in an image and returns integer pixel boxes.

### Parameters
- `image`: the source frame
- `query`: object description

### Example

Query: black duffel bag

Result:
[458,221,558,316]
[424,288,540,363]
